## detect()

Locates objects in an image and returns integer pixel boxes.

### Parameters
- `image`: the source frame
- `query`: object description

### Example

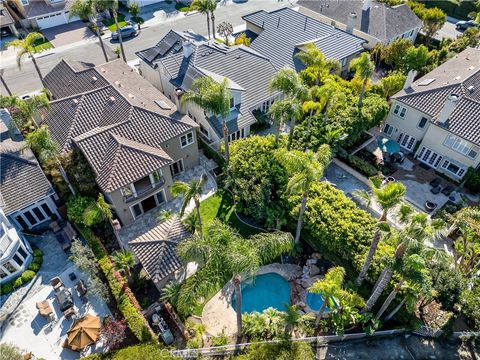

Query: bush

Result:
[33,248,42,257]
[347,155,379,177]
[67,196,95,223]
[78,226,155,343]
[1,282,13,294]
[82,343,176,360]
[198,136,225,168]
[464,167,480,194]
[28,262,41,271]
[13,277,23,288]
[21,270,36,283]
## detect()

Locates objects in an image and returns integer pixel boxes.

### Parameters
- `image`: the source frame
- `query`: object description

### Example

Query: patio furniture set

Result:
[49,221,77,251]
[151,306,174,345]
[426,178,456,212]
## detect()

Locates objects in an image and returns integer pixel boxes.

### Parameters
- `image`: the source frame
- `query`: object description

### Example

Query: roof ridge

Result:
[72,121,130,143]
[395,83,462,100]
[130,105,194,134]
[63,93,88,152]
[110,133,171,159]
[49,85,112,104]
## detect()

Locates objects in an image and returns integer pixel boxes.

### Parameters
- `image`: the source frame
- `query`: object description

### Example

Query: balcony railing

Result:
[123,176,165,203]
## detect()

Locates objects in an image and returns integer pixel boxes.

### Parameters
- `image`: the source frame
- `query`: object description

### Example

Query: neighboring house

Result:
[0,109,60,231]
[37,59,200,227]
[6,0,78,29]
[136,30,280,147]
[298,0,422,49]
[126,216,195,291]
[382,48,480,181]
[242,7,366,73]
[0,4,19,36]
[0,208,33,284]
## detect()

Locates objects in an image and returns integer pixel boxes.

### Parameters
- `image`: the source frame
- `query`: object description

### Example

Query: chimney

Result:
[346,12,357,34]
[403,70,418,90]
[183,40,193,58]
[437,94,460,124]
[362,0,372,11]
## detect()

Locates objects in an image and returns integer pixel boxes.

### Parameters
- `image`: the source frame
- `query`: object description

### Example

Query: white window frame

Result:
[417,146,443,169]
[170,159,184,176]
[393,104,407,118]
[129,189,167,220]
[383,124,394,136]
[180,132,194,148]
[441,159,466,177]
[443,134,476,158]
[417,117,428,129]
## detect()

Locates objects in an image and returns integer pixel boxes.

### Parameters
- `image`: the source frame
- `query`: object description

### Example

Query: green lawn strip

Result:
[33,37,53,53]
[175,2,191,12]
[102,13,128,32]
[77,225,156,343]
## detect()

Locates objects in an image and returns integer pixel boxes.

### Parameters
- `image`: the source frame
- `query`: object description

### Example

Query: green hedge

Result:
[464,167,480,194]
[77,226,155,343]
[82,343,178,360]
[347,155,379,177]
[421,0,476,20]
[198,136,226,168]
[1,247,43,295]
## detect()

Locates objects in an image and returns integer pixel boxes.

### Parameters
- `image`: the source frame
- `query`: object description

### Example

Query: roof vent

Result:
[128,93,135,99]
[92,76,98,82]
[155,100,172,110]
[115,80,121,87]
[235,55,241,59]
[101,68,107,73]
[109,96,116,103]
[73,98,79,104]
[468,85,475,93]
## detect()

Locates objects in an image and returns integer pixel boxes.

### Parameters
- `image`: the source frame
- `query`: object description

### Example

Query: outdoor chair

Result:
[429,177,442,188]
[430,186,442,195]
[50,277,65,293]
[442,185,455,196]
[36,300,53,317]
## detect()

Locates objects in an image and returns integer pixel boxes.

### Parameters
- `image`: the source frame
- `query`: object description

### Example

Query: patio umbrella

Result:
[64,314,101,351]
[377,137,401,154]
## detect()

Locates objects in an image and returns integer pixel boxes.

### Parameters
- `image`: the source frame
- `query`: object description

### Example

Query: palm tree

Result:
[349,52,375,107]
[70,0,109,63]
[283,304,301,336]
[269,68,308,150]
[128,1,141,29]
[0,69,12,96]
[25,125,76,195]
[8,32,45,80]
[191,0,212,39]
[171,175,206,237]
[268,99,301,146]
[363,212,444,312]
[103,0,126,62]
[308,267,364,331]
[83,194,113,227]
[208,0,217,39]
[295,43,340,85]
[112,249,136,283]
[176,220,293,339]
[274,145,332,244]
[182,76,231,162]
[354,181,406,287]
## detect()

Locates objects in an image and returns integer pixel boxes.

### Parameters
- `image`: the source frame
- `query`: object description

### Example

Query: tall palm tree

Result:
[295,43,341,85]
[208,0,217,40]
[176,220,293,339]
[274,145,332,244]
[70,0,109,63]
[349,52,375,107]
[354,181,406,287]
[363,212,443,312]
[269,68,307,150]
[103,0,126,62]
[171,175,206,237]
[9,32,45,80]
[268,99,301,146]
[0,69,12,96]
[83,194,113,227]
[308,267,364,330]
[112,249,136,283]
[25,125,76,195]
[182,76,231,162]
[191,0,212,39]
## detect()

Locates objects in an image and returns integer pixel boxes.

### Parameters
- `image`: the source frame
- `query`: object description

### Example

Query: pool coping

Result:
[201,263,302,337]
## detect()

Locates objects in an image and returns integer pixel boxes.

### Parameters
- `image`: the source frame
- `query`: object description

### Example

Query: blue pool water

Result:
[306,292,335,312]
[231,273,291,313]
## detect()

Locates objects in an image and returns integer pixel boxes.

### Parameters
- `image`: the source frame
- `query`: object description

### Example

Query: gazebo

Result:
[63,315,101,351]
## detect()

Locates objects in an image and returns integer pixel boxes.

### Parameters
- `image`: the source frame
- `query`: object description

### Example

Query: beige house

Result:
[6,0,79,29]
[37,59,200,226]
[298,0,422,49]
[382,48,480,181]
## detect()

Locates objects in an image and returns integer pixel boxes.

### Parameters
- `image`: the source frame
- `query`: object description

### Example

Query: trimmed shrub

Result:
[28,262,41,272]
[13,277,23,288]
[1,282,13,294]
[347,155,379,177]
[33,248,42,257]
[464,167,480,194]
[21,270,35,283]
[67,196,94,223]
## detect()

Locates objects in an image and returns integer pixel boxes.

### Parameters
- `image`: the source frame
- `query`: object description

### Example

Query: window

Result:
[21,0,29,5]
[180,132,194,148]
[397,133,416,150]
[132,204,142,218]
[229,130,243,142]
[4,261,16,273]
[417,146,442,169]
[13,254,23,267]
[0,268,7,279]
[24,211,36,226]
[200,124,209,138]
[170,159,184,176]
[151,169,163,184]
[41,203,53,217]
[230,97,235,109]
[32,207,45,222]
[468,146,479,159]
[155,191,166,205]
[122,186,133,197]
[393,104,407,118]
[18,246,28,259]
[383,124,394,136]
[444,135,476,157]
[442,160,466,177]
[418,117,428,129]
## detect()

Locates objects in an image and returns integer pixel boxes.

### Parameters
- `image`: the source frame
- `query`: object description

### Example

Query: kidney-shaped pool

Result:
[231,272,291,313]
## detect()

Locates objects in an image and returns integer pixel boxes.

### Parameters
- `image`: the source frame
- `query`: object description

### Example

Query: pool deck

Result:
[201,263,301,337]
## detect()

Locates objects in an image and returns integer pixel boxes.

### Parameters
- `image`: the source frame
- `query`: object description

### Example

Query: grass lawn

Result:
[102,13,127,32]
[175,2,191,12]
[33,37,53,53]
[199,190,261,238]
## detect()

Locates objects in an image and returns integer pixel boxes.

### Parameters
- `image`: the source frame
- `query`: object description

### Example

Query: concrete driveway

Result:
[433,16,463,40]
[42,21,95,48]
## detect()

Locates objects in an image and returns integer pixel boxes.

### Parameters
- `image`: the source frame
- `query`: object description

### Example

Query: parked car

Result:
[111,25,137,40]
[455,20,478,30]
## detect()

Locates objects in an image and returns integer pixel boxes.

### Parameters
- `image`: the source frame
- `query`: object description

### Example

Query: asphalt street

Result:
[0,0,292,96]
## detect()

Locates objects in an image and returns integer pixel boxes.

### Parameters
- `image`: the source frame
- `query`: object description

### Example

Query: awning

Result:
[377,137,401,154]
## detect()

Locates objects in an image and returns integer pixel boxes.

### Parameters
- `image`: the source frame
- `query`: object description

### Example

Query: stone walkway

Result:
[118,154,217,248]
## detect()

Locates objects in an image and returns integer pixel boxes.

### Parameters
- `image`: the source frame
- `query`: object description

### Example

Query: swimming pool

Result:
[306,292,335,312]
[231,273,291,313]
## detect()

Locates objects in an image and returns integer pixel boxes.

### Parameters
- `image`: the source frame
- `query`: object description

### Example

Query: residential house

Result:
[136,30,280,147]
[0,4,19,36]
[6,0,78,29]
[38,59,200,226]
[126,215,194,291]
[298,0,422,49]
[382,48,480,181]
[242,7,366,73]
[0,109,60,231]
[0,208,33,284]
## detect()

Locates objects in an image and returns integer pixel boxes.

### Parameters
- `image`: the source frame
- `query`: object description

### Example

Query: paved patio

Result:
[118,154,217,248]
[0,233,111,359]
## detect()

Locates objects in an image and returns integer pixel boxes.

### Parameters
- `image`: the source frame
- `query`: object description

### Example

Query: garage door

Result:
[36,12,68,29]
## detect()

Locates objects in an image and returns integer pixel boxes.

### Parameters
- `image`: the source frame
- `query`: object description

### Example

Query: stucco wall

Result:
[383,100,431,144]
